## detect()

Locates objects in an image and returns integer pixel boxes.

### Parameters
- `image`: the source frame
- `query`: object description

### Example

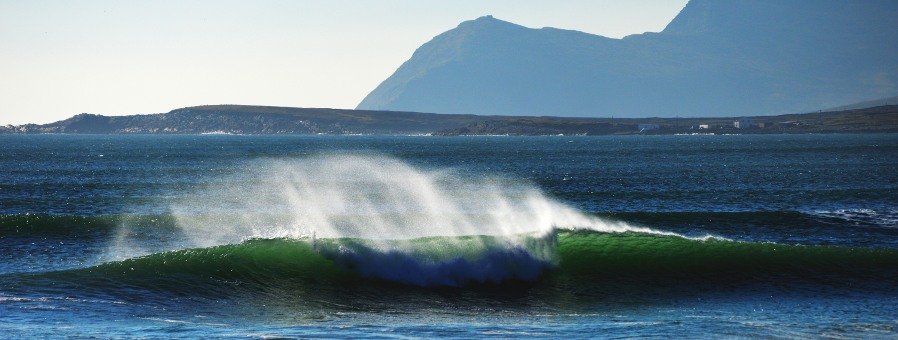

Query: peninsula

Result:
[3,104,896,136]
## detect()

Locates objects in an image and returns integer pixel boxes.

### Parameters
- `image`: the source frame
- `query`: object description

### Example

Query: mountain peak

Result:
[358,0,898,117]
[454,15,526,33]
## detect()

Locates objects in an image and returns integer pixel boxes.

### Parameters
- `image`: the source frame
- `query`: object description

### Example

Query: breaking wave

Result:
[4,154,896,296]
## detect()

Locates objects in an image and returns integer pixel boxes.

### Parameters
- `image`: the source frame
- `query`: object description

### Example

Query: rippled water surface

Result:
[1,134,896,338]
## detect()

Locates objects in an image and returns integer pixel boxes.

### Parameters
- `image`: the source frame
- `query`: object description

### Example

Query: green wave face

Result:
[72,234,559,289]
[12,230,895,299]
[556,231,898,285]
[88,239,353,284]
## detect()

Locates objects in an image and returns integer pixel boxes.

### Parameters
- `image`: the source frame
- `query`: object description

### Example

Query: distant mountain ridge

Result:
[1,106,483,135]
[3,104,896,135]
[357,0,898,117]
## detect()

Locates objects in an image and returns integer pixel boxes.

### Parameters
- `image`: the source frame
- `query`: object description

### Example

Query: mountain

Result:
[357,0,898,117]
[3,104,896,135]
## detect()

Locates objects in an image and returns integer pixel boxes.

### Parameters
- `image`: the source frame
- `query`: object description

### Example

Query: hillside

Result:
[2,105,896,135]
[357,0,898,117]
[1,106,486,135]
[826,95,898,112]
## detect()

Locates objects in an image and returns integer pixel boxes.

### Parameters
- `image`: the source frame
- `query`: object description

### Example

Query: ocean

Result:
[1,134,896,338]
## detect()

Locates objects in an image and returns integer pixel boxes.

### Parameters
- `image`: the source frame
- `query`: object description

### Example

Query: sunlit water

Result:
[1,134,897,338]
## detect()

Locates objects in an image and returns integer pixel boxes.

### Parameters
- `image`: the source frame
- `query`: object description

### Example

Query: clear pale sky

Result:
[0,0,688,125]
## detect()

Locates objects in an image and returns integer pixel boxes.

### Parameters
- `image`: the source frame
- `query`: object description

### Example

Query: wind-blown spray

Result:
[108,154,702,286]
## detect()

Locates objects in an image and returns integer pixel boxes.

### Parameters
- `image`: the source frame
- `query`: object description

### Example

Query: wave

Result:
[555,230,898,282]
[93,234,556,287]
[3,155,896,303]
[5,210,898,250]
[6,209,897,238]
[0,214,178,235]
[79,154,722,265]
[808,208,898,228]
[8,230,896,297]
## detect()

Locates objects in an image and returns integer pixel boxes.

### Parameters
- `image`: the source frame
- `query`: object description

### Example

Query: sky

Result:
[0,0,688,125]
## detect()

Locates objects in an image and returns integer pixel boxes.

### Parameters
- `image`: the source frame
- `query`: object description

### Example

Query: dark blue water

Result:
[1,134,896,338]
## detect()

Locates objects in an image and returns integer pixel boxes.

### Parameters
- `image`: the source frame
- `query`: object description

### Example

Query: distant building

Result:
[638,124,660,132]
[734,118,753,129]
[698,124,710,129]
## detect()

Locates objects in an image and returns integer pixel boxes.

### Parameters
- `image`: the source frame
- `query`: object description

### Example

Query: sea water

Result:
[0,134,896,338]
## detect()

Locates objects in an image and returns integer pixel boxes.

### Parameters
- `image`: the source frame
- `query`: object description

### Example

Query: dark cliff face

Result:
[357,1,898,117]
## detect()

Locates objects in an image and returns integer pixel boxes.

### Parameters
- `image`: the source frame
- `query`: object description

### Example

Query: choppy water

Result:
[1,134,896,338]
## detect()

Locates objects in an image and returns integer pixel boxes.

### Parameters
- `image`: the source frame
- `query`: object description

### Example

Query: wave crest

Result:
[106,154,691,268]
